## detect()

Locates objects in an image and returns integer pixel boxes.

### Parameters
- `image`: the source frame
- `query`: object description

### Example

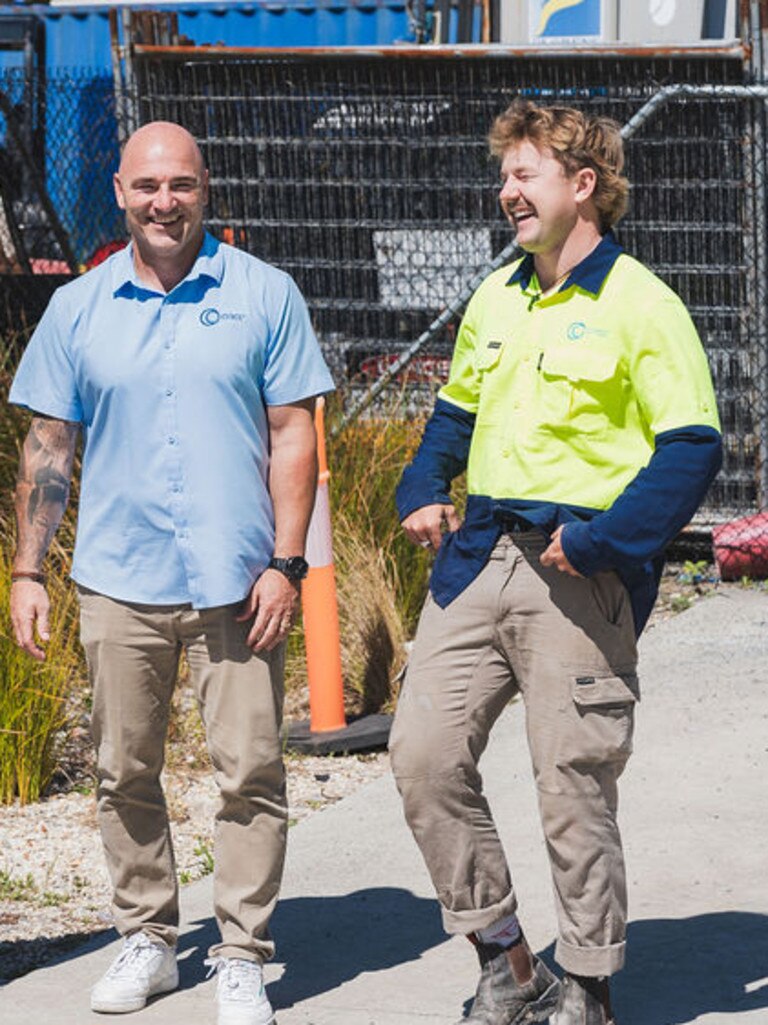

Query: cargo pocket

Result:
[569,672,639,766]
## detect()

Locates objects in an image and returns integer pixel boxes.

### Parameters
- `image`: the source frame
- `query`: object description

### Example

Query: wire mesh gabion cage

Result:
[0,47,765,529]
[132,49,759,521]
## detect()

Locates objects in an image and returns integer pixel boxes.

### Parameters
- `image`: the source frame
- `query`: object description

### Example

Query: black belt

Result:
[497,518,533,534]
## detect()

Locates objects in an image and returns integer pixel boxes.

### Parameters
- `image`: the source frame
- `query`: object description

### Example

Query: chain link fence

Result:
[2,45,768,566]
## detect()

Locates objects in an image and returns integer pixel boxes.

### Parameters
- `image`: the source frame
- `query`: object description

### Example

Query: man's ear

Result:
[113,172,126,211]
[574,166,597,205]
[201,169,210,207]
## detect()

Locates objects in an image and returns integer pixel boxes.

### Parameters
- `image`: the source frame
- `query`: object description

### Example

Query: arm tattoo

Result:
[14,416,79,569]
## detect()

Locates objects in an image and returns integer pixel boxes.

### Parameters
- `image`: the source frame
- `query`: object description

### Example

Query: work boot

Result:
[456,936,560,1024]
[550,972,616,1025]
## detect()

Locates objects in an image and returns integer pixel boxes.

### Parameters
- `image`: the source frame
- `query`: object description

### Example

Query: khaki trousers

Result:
[79,589,287,962]
[390,533,639,977]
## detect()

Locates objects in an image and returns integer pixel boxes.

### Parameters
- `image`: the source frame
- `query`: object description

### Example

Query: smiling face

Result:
[498,139,587,256]
[113,123,209,287]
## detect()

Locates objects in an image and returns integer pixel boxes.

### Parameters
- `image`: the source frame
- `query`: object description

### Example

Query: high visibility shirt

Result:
[396,232,722,634]
[442,238,720,510]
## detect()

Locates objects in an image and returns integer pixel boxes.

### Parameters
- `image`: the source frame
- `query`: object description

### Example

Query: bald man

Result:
[9,122,334,1024]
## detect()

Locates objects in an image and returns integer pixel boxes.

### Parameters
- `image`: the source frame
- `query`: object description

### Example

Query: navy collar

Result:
[507,230,623,297]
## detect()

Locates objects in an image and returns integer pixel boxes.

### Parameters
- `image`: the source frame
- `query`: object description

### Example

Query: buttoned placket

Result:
[497,294,542,460]
[159,296,198,600]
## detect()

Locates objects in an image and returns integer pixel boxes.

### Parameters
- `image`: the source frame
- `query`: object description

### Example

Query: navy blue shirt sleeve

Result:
[561,425,722,575]
[395,397,476,521]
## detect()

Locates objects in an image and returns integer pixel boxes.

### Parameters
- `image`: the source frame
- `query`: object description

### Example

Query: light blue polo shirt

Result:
[10,232,335,608]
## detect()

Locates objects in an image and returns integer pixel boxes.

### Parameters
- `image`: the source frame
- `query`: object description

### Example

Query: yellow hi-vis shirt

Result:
[439,252,721,512]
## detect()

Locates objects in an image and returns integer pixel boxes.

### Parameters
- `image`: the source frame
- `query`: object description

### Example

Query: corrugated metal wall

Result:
[0,2,416,72]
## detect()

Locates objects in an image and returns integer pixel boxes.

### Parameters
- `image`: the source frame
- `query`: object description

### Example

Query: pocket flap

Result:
[572,673,639,708]
[541,346,618,383]
[476,339,505,371]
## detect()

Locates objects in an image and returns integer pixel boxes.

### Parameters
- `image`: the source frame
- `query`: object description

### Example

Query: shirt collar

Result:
[507,230,623,296]
[111,230,224,296]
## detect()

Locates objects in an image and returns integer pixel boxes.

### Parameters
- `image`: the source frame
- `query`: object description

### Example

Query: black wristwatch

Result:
[268,556,309,582]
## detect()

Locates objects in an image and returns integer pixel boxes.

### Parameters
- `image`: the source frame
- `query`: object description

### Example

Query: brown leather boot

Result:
[550,972,617,1025]
[455,935,560,1024]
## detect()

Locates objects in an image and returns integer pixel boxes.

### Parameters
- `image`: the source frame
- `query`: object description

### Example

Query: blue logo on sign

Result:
[535,0,601,39]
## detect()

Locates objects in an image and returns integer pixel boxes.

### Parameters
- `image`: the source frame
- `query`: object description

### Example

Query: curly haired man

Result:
[391,100,721,1025]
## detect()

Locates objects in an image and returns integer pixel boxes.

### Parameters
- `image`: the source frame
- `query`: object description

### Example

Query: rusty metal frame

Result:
[131,42,748,61]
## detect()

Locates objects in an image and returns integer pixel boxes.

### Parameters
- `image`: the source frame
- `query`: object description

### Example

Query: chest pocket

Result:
[538,346,623,431]
[474,340,506,424]
[475,340,505,374]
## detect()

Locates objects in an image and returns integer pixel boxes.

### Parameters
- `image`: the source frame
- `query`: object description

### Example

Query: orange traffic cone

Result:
[286,398,392,755]
[302,397,346,733]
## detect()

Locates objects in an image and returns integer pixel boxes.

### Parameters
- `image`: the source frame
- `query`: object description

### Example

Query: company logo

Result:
[566,321,609,341]
[535,0,600,39]
[199,308,246,327]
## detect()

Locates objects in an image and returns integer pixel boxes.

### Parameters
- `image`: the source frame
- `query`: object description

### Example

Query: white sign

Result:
[374,229,492,311]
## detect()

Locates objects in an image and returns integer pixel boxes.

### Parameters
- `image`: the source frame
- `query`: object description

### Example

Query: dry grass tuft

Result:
[332,514,407,715]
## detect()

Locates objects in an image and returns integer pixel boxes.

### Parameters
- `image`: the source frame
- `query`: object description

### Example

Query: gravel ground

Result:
[0,563,737,984]
[0,749,390,982]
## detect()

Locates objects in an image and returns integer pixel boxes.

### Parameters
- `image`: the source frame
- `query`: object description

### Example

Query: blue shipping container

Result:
[0,1,417,72]
[0,1,418,264]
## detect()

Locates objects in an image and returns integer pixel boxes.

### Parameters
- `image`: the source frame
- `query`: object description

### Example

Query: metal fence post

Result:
[745,3,768,507]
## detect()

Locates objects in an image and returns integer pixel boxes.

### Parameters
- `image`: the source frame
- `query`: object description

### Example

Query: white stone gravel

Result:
[0,750,389,980]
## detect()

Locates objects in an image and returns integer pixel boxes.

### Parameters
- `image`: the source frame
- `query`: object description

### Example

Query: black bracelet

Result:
[11,571,47,586]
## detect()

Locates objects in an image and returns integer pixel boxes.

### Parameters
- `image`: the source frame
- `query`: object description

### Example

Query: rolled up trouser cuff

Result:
[555,937,625,977]
[441,890,519,936]
[207,944,270,964]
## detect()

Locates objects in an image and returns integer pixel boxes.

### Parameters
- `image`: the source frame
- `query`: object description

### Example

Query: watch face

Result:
[275,556,308,580]
[285,557,307,582]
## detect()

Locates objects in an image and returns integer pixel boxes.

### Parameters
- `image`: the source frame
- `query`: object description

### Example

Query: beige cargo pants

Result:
[390,532,639,977]
[79,588,287,963]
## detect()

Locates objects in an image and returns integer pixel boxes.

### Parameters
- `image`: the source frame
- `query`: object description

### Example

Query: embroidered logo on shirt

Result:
[487,340,503,350]
[566,321,609,342]
[199,308,247,327]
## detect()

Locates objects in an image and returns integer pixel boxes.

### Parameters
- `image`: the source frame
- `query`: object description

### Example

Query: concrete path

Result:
[3,587,767,1024]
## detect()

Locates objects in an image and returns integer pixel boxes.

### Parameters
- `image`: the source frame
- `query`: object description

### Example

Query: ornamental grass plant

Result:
[0,340,85,805]
[0,539,84,804]
[327,403,435,636]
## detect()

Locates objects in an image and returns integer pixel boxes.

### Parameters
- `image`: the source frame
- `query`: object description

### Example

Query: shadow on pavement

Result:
[536,911,768,1025]
[18,901,764,1025]
[0,927,115,987]
[176,887,446,1005]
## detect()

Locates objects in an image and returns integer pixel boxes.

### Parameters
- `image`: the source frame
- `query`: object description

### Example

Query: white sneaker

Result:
[205,957,275,1025]
[90,932,179,1013]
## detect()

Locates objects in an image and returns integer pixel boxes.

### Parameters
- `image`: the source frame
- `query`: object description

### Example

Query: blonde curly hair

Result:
[489,99,629,231]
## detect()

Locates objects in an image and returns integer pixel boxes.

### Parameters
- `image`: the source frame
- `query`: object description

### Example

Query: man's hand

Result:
[10,580,50,661]
[402,503,460,551]
[236,568,301,653]
[540,525,582,577]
